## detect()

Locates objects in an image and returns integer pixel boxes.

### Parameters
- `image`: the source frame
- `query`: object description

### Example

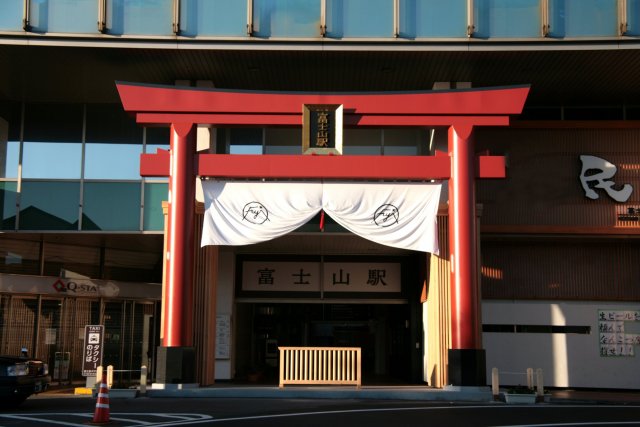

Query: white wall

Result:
[483,301,640,389]
[215,247,235,380]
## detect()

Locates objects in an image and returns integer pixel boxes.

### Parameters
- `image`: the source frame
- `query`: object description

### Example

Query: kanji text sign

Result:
[241,261,400,293]
[82,325,104,377]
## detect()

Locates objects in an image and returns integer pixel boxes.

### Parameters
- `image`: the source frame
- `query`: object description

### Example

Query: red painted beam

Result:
[117,82,530,117]
[135,113,509,127]
[141,149,170,176]
[477,155,506,179]
[140,152,506,179]
[197,154,451,180]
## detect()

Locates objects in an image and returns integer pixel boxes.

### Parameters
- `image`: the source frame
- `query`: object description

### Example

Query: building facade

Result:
[1,0,640,389]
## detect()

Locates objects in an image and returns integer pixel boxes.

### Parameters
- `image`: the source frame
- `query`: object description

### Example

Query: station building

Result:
[1,0,639,390]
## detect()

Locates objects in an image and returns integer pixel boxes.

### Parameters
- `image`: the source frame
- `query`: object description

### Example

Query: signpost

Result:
[82,325,104,386]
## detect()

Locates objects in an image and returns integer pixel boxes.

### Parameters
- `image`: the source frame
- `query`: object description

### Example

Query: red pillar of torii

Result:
[117,82,529,386]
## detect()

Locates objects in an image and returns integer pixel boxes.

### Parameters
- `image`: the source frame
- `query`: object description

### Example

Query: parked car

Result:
[0,355,51,407]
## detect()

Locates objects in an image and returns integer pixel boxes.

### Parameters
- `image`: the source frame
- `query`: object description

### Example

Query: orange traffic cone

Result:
[90,372,110,425]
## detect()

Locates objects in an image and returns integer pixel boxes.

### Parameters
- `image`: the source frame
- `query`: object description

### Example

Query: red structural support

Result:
[117,81,529,385]
[164,123,196,347]
[448,125,481,350]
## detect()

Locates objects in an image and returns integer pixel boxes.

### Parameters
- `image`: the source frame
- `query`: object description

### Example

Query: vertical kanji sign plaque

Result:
[302,104,343,155]
[82,325,104,377]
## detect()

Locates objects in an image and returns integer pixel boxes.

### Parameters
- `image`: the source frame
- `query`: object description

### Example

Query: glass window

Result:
[85,104,143,180]
[144,128,170,183]
[399,0,467,38]
[23,142,82,179]
[20,181,80,230]
[0,102,23,174]
[0,182,17,230]
[253,0,321,38]
[383,128,427,155]
[0,140,19,179]
[265,128,301,154]
[107,0,173,36]
[326,0,393,37]
[0,102,22,143]
[228,128,263,154]
[0,238,40,276]
[29,0,98,33]
[43,242,100,278]
[104,248,162,282]
[82,182,141,231]
[628,0,640,35]
[84,143,143,180]
[0,0,24,31]
[474,0,540,38]
[102,301,124,369]
[86,104,142,145]
[23,103,83,179]
[24,104,83,143]
[145,127,170,153]
[36,299,62,366]
[343,129,382,155]
[143,182,167,230]
[144,128,169,182]
[180,0,247,36]
[549,0,617,37]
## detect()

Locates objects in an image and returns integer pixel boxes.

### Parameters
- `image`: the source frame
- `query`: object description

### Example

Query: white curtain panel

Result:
[322,182,441,254]
[201,181,323,246]
[201,180,441,254]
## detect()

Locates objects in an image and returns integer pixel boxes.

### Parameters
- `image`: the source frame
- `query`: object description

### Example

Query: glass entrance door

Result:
[236,302,414,385]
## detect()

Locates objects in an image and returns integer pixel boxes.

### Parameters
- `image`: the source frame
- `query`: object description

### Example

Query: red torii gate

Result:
[117,82,529,387]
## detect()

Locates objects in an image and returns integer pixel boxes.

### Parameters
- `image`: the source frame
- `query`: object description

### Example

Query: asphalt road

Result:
[0,395,639,427]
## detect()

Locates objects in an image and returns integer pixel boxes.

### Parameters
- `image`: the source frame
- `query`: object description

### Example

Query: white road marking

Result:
[0,413,213,426]
[0,414,87,427]
[1,406,639,426]
[202,405,640,424]
[493,423,640,427]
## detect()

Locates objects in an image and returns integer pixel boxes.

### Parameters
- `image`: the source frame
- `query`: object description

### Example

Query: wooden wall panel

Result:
[481,240,640,300]
[424,213,451,388]
[477,128,640,232]
[193,203,218,386]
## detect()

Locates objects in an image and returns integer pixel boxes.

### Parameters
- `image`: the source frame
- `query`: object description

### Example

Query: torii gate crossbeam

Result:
[117,82,530,387]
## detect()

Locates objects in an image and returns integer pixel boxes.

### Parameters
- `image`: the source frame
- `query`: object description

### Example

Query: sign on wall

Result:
[215,314,231,360]
[82,325,104,377]
[241,261,401,294]
[302,104,343,155]
[0,273,161,299]
[579,155,633,203]
[598,310,640,357]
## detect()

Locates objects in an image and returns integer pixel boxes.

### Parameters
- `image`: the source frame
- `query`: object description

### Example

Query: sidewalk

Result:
[43,383,640,405]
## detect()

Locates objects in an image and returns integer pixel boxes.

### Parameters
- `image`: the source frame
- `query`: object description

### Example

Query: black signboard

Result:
[82,325,104,377]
